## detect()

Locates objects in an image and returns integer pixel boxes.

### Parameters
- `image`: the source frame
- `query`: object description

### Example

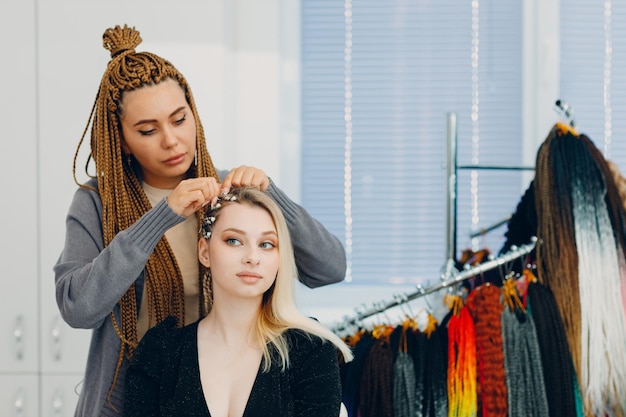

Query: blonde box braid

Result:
[569,135,626,416]
[72,24,219,397]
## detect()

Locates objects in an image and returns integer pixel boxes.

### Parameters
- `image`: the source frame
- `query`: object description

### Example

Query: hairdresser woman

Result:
[54,24,346,417]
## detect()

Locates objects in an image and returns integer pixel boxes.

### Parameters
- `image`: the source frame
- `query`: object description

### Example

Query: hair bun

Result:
[102,24,142,58]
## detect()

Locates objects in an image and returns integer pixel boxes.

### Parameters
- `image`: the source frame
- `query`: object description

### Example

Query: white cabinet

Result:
[0,0,90,413]
[40,375,83,417]
[0,314,38,374]
[0,0,39,377]
[0,375,39,417]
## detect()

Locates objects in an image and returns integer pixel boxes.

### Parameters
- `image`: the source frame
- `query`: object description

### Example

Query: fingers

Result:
[221,165,270,192]
[167,177,222,217]
[166,166,270,217]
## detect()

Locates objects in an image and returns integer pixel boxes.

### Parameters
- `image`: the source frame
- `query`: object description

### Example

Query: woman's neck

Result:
[201,299,261,348]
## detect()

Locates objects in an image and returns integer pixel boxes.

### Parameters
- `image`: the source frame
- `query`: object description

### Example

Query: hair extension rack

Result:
[451,99,576,242]
[331,238,537,334]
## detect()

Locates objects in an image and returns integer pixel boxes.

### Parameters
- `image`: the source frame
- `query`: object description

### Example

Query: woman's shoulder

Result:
[281,329,340,381]
[284,328,335,357]
[66,177,103,222]
[70,177,101,205]
[74,177,99,195]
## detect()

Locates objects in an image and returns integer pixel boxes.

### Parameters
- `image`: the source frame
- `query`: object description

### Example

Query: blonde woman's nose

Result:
[243,249,260,265]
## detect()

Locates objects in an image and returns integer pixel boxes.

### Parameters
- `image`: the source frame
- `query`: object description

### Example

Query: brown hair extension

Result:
[72,25,219,399]
[357,337,394,417]
[534,123,581,379]
[465,284,508,417]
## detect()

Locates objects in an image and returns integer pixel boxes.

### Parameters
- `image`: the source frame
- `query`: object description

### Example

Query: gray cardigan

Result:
[54,173,346,417]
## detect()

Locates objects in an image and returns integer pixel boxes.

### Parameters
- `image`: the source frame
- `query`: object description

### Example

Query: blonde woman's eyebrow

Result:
[223,227,277,238]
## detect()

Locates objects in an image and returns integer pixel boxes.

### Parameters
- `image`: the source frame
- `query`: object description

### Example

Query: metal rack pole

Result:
[444,112,458,277]
[331,238,537,334]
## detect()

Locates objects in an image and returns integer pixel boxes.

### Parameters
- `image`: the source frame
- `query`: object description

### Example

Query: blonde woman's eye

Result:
[226,238,242,246]
[260,242,275,249]
[139,129,155,136]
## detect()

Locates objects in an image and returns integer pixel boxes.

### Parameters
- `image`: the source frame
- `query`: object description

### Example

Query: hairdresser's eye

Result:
[139,129,155,136]
[175,114,187,125]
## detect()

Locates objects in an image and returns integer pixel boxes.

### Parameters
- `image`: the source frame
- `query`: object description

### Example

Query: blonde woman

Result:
[124,187,352,417]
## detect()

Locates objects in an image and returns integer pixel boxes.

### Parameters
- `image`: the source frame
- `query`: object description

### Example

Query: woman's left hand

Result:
[221,165,270,193]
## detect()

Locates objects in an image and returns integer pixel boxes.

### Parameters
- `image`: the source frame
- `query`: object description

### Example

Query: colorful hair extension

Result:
[534,124,581,379]
[535,124,626,415]
[569,135,626,415]
[501,306,549,416]
[465,284,507,417]
[447,305,477,417]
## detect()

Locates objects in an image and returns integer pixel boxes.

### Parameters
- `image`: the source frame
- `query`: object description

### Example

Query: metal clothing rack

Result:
[444,112,534,269]
[331,238,537,334]
[332,101,569,334]
[455,100,577,241]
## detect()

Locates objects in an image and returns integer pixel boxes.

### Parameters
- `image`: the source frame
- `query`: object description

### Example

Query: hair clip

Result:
[200,193,238,239]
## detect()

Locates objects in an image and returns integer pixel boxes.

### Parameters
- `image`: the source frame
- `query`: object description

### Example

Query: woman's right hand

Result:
[166,177,222,217]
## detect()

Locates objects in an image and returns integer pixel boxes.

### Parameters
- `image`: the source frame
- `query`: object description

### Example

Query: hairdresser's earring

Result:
[194,150,198,167]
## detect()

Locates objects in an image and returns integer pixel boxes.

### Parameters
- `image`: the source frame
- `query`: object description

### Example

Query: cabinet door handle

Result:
[14,387,25,417]
[51,316,62,362]
[52,389,63,416]
[13,315,24,361]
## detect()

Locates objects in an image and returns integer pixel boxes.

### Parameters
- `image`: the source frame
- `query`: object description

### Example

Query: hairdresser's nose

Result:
[162,125,178,148]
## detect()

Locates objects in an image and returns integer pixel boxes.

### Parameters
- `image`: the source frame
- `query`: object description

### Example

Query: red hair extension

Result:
[465,284,508,417]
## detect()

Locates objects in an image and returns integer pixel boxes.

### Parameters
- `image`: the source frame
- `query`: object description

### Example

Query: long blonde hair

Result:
[201,187,353,369]
[72,24,220,388]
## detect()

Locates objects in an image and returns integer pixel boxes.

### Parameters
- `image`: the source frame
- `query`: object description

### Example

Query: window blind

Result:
[560,0,626,162]
[301,0,524,284]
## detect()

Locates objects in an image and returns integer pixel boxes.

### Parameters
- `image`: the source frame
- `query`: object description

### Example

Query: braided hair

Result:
[534,123,581,377]
[72,24,220,394]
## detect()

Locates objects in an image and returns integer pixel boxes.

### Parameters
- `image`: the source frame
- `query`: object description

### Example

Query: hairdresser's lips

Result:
[236,272,262,284]
[163,153,187,166]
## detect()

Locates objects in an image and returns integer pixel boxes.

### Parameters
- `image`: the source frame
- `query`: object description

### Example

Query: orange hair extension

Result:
[447,304,477,417]
[555,121,579,136]
[424,311,438,338]
[445,293,465,317]
[465,284,507,417]
[502,278,526,314]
